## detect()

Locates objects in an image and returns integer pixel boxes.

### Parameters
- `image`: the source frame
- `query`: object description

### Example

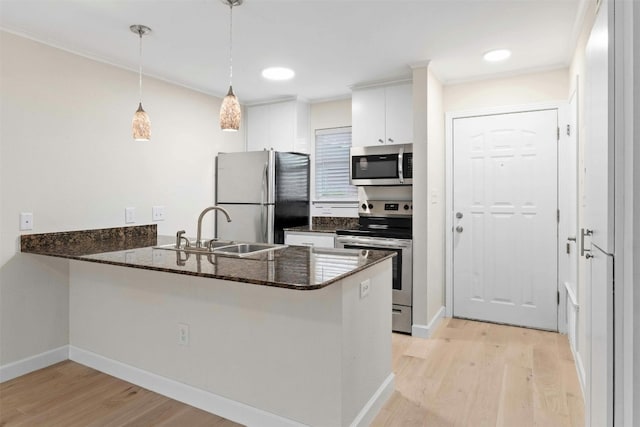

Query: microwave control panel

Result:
[359,200,413,217]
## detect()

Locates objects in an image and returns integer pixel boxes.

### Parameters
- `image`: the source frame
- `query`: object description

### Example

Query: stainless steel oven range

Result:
[336,200,413,334]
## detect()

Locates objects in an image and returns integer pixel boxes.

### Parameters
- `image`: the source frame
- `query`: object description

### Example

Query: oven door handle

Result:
[337,236,411,249]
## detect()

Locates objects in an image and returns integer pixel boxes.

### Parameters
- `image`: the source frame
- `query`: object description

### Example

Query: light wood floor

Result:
[1,318,584,426]
[0,361,241,426]
[371,318,585,427]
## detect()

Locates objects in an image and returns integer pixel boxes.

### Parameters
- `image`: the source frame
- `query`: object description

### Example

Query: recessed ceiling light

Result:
[483,49,512,62]
[262,67,295,81]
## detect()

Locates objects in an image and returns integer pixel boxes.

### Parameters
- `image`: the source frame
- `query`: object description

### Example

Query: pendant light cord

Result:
[228,3,233,86]
[138,31,143,104]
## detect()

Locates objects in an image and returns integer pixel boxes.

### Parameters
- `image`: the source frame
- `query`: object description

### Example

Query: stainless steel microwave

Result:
[350,144,413,186]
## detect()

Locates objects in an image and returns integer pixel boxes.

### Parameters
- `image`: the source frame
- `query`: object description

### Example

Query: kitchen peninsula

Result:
[21,225,395,427]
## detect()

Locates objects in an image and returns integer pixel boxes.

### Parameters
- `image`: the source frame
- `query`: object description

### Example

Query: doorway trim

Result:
[445,101,569,331]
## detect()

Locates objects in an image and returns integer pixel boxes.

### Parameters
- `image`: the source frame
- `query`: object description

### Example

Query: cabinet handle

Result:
[302,242,314,247]
[378,139,384,144]
[388,138,394,143]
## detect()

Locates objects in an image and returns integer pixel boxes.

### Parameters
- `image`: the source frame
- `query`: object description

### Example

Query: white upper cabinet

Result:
[247,100,310,153]
[352,82,413,147]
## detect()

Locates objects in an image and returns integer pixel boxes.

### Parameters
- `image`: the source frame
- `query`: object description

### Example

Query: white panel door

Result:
[583,1,615,425]
[452,109,558,330]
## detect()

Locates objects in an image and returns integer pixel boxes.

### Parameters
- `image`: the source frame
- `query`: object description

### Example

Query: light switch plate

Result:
[125,207,136,224]
[20,212,33,230]
[152,206,165,221]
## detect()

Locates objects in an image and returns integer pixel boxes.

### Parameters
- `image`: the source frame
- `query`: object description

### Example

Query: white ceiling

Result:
[0,0,586,104]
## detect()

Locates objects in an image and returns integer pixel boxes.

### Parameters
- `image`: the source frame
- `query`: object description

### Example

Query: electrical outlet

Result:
[360,279,371,299]
[152,206,165,221]
[125,207,136,224]
[178,323,190,346]
[20,212,33,230]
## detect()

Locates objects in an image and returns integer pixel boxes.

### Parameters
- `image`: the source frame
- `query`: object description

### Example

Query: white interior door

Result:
[583,0,615,425]
[452,109,558,331]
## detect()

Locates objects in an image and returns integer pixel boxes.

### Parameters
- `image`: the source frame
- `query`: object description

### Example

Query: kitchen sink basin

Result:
[212,243,286,257]
[154,240,235,253]
[154,241,286,257]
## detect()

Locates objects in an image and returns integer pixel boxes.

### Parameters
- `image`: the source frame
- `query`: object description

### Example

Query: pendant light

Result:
[219,0,242,132]
[130,24,152,141]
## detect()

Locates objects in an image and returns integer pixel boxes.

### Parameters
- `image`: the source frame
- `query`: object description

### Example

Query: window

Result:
[314,127,357,201]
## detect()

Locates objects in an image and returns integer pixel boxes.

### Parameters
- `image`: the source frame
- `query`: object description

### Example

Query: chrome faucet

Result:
[175,230,191,249]
[196,206,232,248]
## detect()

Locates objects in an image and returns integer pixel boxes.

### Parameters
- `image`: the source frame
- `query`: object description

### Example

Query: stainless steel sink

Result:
[154,241,286,257]
[212,243,286,257]
[154,240,235,253]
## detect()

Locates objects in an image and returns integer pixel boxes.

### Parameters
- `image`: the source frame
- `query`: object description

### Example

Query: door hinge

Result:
[557,127,560,141]
[557,209,560,223]
[557,291,560,305]
[566,124,571,136]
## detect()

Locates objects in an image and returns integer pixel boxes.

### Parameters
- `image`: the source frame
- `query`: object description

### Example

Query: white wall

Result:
[444,68,569,113]
[69,259,392,426]
[426,69,445,323]
[411,64,445,336]
[0,31,244,365]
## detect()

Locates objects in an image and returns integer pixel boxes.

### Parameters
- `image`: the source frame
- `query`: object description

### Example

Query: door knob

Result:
[456,226,463,233]
[456,212,463,219]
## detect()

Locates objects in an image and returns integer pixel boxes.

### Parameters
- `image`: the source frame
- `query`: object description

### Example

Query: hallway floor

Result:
[372,318,585,426]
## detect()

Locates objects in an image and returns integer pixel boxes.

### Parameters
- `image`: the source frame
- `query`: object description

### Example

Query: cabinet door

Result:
[285,232,335,248]
[385,83,413,145]
[352,87,386,147]
[247,104,271,151]
[269,102,296,152]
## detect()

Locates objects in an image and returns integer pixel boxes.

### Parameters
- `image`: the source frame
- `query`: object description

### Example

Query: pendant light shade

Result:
[220,85,241,131]
[130,24,151,141]
[132,102,151,141]
[220,0,242,131]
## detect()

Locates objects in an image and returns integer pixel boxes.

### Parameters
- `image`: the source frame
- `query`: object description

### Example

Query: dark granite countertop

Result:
[21,225,394,290]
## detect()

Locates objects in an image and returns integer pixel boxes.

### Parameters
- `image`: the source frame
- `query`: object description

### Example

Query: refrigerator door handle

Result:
[261,161,268,242]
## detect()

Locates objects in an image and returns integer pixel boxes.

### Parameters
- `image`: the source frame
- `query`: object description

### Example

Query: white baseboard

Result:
[350,373,395,427]
[68,346,306,427]
[412,306,445,339]
[0,345,69,383]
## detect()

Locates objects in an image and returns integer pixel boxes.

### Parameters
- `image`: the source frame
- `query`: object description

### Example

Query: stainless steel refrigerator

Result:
[215,150,309,244]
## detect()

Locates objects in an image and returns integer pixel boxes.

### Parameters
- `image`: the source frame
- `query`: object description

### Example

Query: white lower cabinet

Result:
[284,231,336,248]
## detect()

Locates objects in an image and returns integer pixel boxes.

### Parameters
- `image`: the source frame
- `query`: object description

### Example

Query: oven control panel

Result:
[359,200,413,217]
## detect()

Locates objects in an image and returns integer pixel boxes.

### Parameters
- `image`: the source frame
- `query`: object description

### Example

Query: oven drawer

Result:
[392,304,412,334]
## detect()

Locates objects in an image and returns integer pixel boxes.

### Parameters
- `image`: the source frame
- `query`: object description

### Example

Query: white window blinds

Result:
[315,127,357,201]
